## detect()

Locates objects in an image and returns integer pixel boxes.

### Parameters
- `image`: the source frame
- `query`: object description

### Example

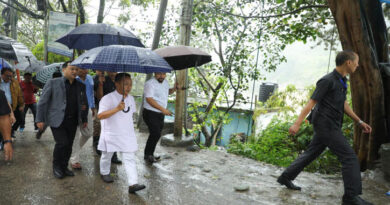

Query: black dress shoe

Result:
[64,168,75,177]
[145,155,158,163]
[128,184,146,193]
[144,155,161,160]
[277,175,301,190]
[53,167,64,179]
[111,152,122,164]
[101,174,114,183]
[342,195,373,205]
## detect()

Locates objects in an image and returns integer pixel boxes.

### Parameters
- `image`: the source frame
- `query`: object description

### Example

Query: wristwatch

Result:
[3,140,12,144]
[358,120,364,124]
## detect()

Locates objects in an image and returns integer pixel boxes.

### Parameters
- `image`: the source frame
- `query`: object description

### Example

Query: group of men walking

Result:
[34,61,178,193]
[0,50,374,204]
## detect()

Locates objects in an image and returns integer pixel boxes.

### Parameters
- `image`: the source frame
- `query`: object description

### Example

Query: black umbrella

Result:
[154,46,212,70]
[0,34,44,71]
[55,23,145,50]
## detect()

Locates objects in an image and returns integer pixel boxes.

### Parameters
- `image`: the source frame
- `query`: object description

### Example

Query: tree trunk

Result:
[137,0,168,129]
[327,0,389,170]
[97,0,105,23]
[76,0,85,24]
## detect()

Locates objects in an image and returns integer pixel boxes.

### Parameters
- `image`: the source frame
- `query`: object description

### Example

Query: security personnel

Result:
[277,50,373,205]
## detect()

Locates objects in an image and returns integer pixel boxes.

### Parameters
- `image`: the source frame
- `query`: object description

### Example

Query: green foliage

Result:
[32,42,70,64]
[228,84,354,174]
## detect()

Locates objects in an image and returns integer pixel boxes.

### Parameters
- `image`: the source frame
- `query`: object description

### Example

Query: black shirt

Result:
[0,90,11,116]
[310,69,347,128]
[93,76,116,107]
[64,79,79,125]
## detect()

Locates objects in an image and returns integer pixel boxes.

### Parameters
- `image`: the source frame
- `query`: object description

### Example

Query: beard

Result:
[157,78,164,83]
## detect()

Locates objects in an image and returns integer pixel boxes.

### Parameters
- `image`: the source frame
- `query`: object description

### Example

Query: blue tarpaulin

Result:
[380,0,390,4]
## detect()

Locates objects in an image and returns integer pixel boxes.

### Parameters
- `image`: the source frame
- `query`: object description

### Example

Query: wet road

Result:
[0,114,389,205]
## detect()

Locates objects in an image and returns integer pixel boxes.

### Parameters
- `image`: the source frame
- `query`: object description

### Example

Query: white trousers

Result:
[100,151,138,186]
[70,111,93,164]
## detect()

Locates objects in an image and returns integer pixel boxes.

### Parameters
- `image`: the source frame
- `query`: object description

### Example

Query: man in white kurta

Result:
[97,73,145,193]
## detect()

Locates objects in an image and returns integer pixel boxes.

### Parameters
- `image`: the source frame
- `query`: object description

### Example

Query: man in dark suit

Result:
[36,61,88,179]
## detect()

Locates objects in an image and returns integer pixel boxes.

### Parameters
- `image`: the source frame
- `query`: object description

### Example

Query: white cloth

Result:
[98,91,137,152]
[143,78,170,113]
[70,111,93,164]
[100,151,138,186]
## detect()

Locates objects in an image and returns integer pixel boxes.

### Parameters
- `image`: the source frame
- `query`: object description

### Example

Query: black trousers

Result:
[282,123,362,197]
[11,107,23,132]
[20,103,37,129]
[51,120,77,170]
[143,109,165,156]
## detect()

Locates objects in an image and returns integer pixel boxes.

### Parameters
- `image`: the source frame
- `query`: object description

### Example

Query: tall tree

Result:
[327,0,389,169]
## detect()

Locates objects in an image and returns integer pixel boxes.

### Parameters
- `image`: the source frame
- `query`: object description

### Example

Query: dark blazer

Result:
[36,77,88,128]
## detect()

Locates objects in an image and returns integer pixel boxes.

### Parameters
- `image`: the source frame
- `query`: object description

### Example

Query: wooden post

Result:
[173,0,193,140]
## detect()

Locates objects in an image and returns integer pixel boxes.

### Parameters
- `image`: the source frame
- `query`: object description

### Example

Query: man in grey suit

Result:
[36,61,88,179]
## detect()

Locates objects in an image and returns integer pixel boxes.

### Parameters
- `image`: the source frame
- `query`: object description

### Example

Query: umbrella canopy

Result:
[0,34,45,71]
[71,45,172,73]
[36,63,63,84]
[0,58,12,70]
[154,46,212,70]
[56,23,145,50]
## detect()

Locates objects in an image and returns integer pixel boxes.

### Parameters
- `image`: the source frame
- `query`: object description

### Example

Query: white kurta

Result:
[97,91,138,153]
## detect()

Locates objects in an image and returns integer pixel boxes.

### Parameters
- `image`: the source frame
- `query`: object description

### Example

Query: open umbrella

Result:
[71,45,172,73]
[154,46,212,135]
[56,23,145,50]
[154,46,212,70]
[0,58,12,70]
[35,62,63,85]
[71,45,172,112]
[0,34,44,71]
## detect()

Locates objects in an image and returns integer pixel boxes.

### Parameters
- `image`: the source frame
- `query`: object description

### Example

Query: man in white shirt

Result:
[97,73,145,193]
[143,72,178,163]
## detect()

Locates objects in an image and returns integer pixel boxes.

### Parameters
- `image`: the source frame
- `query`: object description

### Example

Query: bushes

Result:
[228,84,354,174]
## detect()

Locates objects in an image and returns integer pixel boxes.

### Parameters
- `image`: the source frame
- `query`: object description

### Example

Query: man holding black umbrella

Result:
[36,61,88,179]
[93,70,122,164]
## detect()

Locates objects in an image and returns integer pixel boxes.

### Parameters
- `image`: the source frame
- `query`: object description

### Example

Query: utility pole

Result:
[173,0,193,139]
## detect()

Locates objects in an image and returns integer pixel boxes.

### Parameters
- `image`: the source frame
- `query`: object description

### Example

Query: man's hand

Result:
[289,123,300,136]
[162,108,172,116]
[360,122,372,134]
[37,122,45,130]
[3,142,13,161]
[116,101,125,111]
[82,122,88,128]
[98,75,105,84]
[10,114,16,124]
[92,109,96,117]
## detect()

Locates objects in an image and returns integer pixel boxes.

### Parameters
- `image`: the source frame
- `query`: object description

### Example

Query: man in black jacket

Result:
[36,61,88,179]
